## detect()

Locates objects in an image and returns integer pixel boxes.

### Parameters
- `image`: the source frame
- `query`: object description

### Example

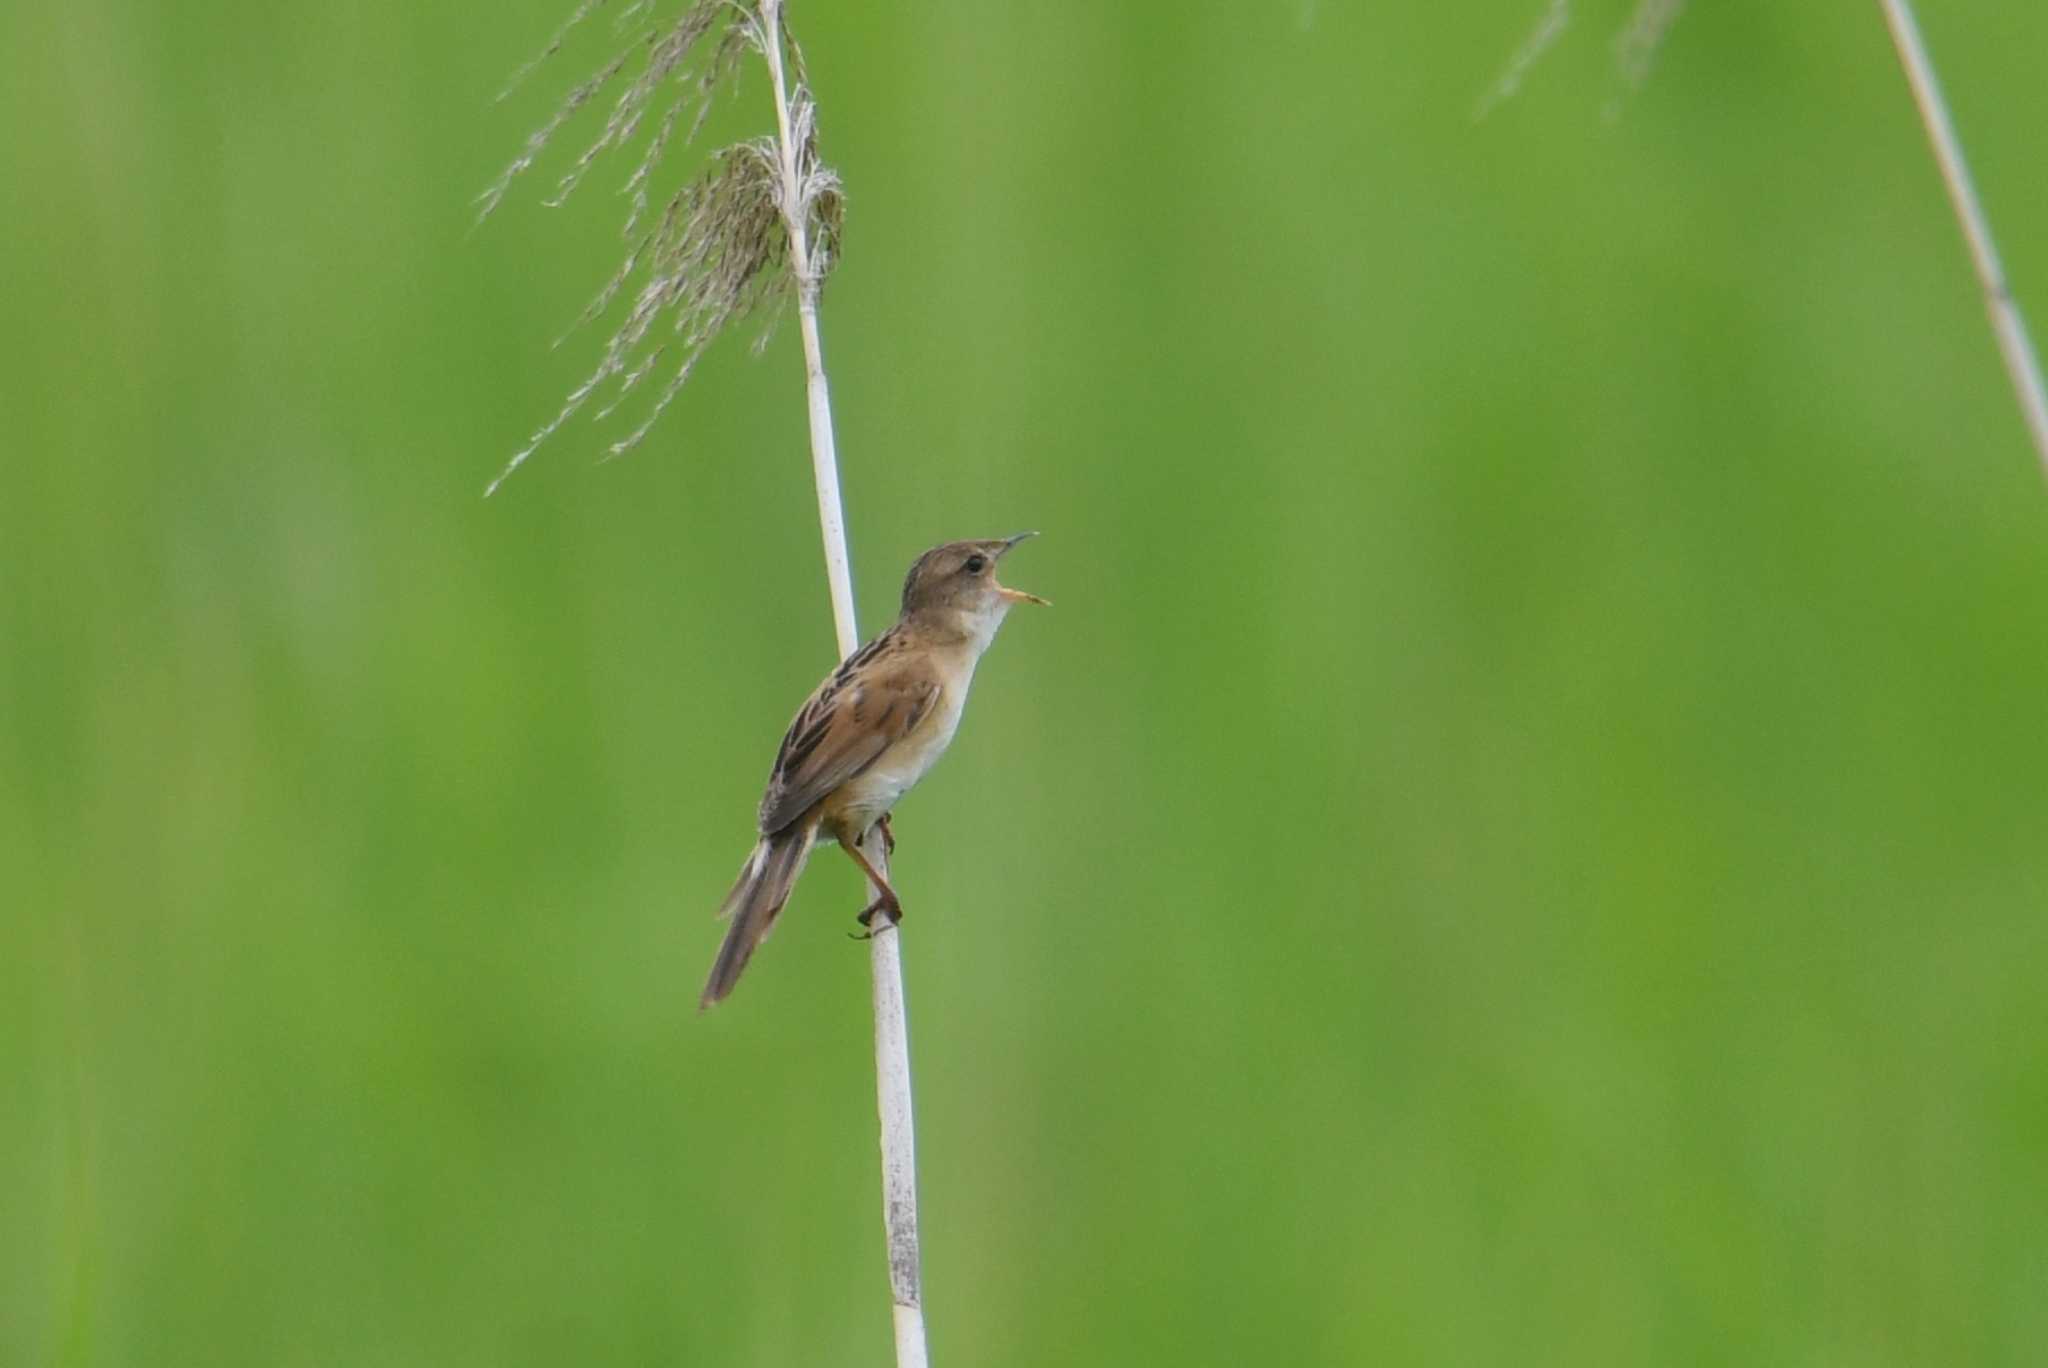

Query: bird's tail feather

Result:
[699,823,817,1008]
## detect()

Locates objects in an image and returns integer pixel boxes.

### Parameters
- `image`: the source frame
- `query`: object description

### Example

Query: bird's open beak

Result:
[994,532,1047,605]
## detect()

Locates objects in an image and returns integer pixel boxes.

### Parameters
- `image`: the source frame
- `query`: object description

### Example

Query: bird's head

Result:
[900,533,1048,641]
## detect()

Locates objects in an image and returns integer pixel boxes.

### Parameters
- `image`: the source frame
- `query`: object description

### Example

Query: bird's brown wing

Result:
[757,634,941,835]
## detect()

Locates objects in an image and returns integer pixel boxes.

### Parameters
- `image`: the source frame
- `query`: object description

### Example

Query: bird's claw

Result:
[851,896,904,939]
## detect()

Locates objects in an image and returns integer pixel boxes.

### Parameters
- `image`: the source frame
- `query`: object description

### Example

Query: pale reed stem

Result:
[1879,0,2048,478]
[759,3,929,1363]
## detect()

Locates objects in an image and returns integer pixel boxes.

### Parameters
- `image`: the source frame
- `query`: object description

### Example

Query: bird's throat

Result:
[904,604,1007,657]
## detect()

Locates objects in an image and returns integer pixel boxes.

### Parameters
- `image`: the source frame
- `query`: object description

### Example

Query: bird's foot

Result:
[876,814,896,857]
[848,895,905,940]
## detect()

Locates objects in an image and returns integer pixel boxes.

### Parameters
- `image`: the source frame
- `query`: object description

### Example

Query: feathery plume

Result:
[480,0,841,495]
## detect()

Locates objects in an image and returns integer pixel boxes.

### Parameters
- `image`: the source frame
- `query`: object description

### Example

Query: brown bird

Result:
[699,534,1047,1007]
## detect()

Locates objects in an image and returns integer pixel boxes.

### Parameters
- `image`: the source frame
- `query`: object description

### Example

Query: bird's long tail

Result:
[699,821,817,1008]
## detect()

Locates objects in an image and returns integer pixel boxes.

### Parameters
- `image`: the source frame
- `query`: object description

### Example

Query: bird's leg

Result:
[842,834,905,936]
[877,813,896,857]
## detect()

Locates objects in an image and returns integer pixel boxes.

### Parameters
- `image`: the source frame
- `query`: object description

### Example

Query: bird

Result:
[699,533,1047,1007]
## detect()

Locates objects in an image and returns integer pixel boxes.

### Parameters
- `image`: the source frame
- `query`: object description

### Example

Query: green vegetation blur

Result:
[7,1,2047,1363]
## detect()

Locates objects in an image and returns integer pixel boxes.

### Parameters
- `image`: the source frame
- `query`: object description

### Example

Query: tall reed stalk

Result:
[480,3,929,1361]
[1878,0,2048,479]
[754,4,930,1360]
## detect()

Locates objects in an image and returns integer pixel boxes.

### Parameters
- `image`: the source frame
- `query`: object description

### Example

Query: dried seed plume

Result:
[1474,0,1689,119]
[1612,0,1690,94]
[479,0,844,495]
[1474,0,1571,122]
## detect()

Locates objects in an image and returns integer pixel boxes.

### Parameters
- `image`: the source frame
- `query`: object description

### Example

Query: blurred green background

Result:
[7,0,2048,1362]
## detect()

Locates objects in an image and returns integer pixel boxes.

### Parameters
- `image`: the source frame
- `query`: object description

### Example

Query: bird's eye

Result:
[963,554,987,574]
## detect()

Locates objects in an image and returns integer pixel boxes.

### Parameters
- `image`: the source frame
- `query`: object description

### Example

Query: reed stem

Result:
[1879,0,2048,477]
[759,4,929,1361]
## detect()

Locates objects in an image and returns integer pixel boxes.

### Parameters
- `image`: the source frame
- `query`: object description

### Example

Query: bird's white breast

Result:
[831,667,972,834]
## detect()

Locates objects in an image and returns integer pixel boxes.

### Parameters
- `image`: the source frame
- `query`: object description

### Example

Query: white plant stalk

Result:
[758,4,930,1363]
[482,2,929,1357]
[1879,0,2048,476]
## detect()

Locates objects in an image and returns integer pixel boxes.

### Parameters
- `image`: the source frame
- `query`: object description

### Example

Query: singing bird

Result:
[700,534,1047,1007]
